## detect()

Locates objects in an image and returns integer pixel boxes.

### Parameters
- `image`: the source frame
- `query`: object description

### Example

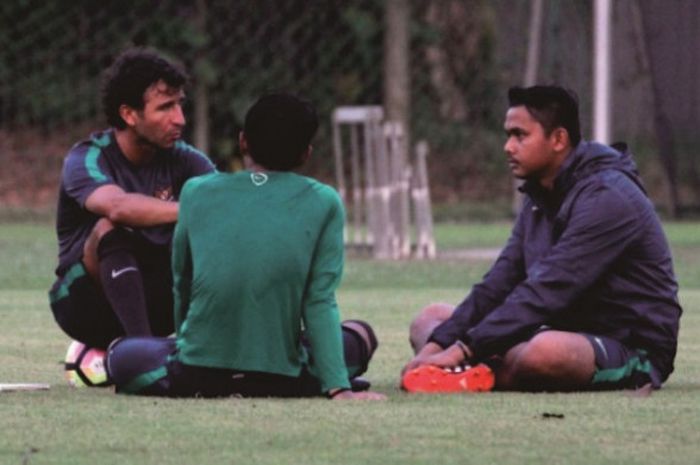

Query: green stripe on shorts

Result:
[592,354,652,384]
[49,262,87,304]
[121,366,168,394]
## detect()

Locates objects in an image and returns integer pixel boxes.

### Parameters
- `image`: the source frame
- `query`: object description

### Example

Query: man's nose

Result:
[172,105,185,126]
[504,137,514,155]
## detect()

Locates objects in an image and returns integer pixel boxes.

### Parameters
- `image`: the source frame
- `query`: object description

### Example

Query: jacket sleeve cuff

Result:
[426,332,451,349]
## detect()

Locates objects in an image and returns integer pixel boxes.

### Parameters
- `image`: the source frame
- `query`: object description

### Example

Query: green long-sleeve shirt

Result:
[171,170,350,392]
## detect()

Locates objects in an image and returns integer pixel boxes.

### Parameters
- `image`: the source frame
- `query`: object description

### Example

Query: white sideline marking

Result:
[0,383,51,392]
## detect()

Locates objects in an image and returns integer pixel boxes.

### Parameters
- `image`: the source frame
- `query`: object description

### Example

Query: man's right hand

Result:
[402,341,467,375]
[402,342,445,374]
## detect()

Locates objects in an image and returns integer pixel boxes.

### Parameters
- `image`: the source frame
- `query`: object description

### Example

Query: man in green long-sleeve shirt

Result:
[106,93,384,400]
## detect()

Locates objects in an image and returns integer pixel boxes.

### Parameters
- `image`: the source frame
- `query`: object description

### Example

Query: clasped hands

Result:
[402,341,472,375]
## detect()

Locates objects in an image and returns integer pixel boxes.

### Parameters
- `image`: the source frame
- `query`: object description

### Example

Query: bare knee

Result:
[512,335,562,375]
[91,218,117,240]
[82,218,117,280]
[500,331,595,391]
[409,303,454,353]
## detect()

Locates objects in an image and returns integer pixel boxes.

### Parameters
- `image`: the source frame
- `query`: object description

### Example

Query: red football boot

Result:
[401,363,495,393]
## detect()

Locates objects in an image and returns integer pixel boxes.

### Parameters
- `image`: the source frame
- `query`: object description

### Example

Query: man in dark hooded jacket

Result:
[403,85,681,392]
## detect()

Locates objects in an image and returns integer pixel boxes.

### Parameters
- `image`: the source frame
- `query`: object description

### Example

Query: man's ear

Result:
[119,104,138,128]
[239,131,248,155]
[551,127,570,153]
[300,145,312,165]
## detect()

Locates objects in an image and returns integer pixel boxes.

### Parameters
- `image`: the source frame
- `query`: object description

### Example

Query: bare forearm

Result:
[86,186,179,227]
[418,342,445,357]
[106,193,179,226]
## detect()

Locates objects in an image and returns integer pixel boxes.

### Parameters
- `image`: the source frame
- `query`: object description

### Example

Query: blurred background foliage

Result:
[0,0,696,218]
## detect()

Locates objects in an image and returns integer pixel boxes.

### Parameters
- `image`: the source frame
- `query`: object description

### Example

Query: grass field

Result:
[1,221,699,464]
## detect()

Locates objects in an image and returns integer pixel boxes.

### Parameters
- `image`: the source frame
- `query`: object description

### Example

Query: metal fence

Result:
[0,0,659,210]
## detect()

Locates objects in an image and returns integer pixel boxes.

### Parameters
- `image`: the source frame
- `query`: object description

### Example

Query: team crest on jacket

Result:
[154,186,174,201]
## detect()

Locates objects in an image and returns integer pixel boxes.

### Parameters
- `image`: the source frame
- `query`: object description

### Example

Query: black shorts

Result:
[106,321,377,398]
[527,326,664,390]
[581,332,663,390]
[49,242,174,349]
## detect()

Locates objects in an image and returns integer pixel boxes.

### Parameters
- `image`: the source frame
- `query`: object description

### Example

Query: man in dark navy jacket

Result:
[404,85,681,391]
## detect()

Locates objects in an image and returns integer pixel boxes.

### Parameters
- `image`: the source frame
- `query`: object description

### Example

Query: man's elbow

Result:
[104,198,132,225]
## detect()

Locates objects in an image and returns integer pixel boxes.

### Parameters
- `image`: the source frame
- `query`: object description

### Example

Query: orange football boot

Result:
[402,363,495,393]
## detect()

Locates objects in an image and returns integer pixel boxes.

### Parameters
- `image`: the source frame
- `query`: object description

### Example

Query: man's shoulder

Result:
[578,165,647,209]
[65,129,113,159]
[167,140,216,179]
[61,130,117,183]
[297,175,343,207]
[296,174,338,194]
[173,140,214,163]
[181,171,220,195]
[564,167,653,236]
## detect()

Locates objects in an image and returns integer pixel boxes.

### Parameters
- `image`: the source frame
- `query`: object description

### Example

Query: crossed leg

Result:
[409,303,596,392]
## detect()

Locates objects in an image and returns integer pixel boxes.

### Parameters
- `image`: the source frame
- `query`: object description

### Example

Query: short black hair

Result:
[101,48,188,129]
[508,85,581,146]
[243,93,319,171]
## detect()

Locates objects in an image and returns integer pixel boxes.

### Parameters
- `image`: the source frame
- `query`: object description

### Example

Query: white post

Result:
[349,125,363,247]
[514,0,544,216]
[384,121,411,258]
[332,106,431,260]
[332,106,384,253]
[363,117,378,249]
[374,121,395,259]
[524,0,544,87]
[331,116,347,243]
[593,0,612,144]
[413,140,436,259]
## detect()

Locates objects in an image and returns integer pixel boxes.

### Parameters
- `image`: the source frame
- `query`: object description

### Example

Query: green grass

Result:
[1,221,699,464]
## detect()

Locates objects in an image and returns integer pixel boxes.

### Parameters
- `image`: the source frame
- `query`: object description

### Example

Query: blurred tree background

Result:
[0,0,695,218]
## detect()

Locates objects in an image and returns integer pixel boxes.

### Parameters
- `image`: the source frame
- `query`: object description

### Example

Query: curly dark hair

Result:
[243,93,319,171]
[101,48,188,129]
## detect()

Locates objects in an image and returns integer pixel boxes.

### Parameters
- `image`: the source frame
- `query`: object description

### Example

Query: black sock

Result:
[97,228,151,336]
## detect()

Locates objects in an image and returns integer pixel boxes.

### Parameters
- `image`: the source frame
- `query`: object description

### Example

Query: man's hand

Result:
[402,341,468,375]
[330,390,387,401]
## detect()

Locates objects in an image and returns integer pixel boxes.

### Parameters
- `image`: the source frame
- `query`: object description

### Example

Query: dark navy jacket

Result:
[430,141,681,380]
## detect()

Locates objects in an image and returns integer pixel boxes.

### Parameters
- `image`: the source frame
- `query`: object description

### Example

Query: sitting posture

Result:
[404,85,681,393]
[49,48,214,352]
[107,93,384,400]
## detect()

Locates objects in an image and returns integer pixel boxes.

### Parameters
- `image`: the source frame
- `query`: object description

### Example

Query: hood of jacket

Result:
[521,141,646,212]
